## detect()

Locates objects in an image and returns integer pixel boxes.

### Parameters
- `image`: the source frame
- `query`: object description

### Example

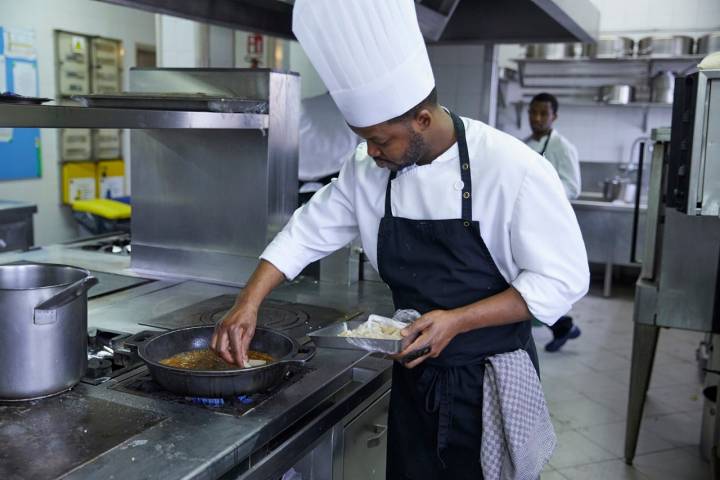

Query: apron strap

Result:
[422,367,455,467]
[539,129,552,157]
[384,170,397,217]
[448,112,473,222]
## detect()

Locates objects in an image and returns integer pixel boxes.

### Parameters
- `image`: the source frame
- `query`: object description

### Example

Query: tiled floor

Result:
[537,281,712,480]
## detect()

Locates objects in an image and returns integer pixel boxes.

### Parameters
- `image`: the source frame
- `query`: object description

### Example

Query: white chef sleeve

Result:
[549,141,581,200]
[510,161,589,325]
[260,155,359,280]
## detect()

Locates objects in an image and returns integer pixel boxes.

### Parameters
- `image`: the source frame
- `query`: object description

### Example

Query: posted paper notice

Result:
[12,61,37,97]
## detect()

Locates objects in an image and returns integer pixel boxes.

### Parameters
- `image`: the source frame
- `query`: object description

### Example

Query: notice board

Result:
[0,26,42,180]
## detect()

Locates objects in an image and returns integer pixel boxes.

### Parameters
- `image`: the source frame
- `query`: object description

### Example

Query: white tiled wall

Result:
[157,16,202,68]
[428,44,495,123]
[589,0,720,33]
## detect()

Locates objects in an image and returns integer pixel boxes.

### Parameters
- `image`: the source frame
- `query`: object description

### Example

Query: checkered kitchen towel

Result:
[481,349,556,480]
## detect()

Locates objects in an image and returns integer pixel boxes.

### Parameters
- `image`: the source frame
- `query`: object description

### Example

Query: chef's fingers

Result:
[228,326,246,366]
[216,330,236,365]
[401,315,432,338]
[210,329,219,351]
[240,326,254,365]
[404,349,432,369]
[398,331,431,358]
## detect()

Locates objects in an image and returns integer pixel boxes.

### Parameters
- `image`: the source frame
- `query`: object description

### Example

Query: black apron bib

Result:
[378,112,538,480]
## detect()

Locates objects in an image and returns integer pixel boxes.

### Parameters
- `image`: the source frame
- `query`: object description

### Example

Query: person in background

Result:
[298,92,360,205]
[526,92,583,352]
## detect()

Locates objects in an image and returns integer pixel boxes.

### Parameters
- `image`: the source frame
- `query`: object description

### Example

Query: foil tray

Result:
[309,318,408,354]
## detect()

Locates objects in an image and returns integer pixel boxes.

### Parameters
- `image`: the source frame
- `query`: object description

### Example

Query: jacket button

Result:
[462,163,469,170]
[463,191,471,199]
[463,221,470,227]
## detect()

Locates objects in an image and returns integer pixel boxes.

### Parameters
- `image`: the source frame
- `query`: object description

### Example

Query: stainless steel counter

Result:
[0,242,395,480]
[571,196,646,297]
[571,198,646,213]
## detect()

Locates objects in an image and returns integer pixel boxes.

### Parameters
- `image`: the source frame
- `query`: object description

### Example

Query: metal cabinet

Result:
[340,390,390,479]
[0,201,36,252]
[55,31,90,96]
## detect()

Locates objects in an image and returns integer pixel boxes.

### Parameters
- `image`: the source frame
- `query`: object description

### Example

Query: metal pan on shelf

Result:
[0,93,51,105]
[72,93,269,114]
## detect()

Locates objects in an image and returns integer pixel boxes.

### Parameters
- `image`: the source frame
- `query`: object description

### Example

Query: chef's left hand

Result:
[396,310,461,368]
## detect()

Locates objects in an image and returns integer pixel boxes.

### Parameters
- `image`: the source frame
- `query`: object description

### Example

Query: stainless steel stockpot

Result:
[0,263,98,401]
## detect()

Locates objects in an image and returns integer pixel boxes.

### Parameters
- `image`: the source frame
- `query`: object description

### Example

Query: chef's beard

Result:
[400,129,427,167]
[378,129,427,172]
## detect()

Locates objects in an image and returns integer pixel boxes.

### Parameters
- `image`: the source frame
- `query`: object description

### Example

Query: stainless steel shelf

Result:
[513,55,701,90]
[514,100,673,108]
[514,55,704,64]
[0,104,269,129]
[511,100,671,131]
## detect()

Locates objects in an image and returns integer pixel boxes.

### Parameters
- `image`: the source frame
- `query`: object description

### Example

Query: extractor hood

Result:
[96,0,599,44]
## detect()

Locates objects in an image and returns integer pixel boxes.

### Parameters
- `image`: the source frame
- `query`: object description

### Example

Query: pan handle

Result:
[122,330,162,352]
[282,344,317,365]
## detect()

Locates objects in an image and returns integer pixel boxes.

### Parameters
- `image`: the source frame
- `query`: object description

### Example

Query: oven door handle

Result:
[366,423,388,448]
[631,141,646,264]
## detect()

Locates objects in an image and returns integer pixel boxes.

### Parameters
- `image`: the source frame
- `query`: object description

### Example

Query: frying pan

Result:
[136,326,315,397]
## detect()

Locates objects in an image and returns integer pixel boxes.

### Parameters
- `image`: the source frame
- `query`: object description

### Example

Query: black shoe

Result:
[545,325,581,352]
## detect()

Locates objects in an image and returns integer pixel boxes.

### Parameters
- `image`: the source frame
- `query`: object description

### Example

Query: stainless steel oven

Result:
[626,66,720,470]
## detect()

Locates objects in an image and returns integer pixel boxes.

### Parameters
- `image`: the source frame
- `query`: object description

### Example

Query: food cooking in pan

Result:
[160,348,274,370]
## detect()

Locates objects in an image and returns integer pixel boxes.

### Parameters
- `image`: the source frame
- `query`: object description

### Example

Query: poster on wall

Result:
[0,26,42,180]
[10,60,38,97]
[3,27,36,60]
[0,55,9,144]
[0,55,6,91]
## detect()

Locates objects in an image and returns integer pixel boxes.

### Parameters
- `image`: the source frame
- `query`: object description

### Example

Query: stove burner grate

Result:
[201,304,311,333]
[187,395,254,407]
[142,295,360,339]
[111,363,312,417]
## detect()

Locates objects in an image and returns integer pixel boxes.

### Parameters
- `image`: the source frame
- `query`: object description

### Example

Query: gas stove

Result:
[82,329,150,385]
[140,294,362,340]
[0,283,389,480]
[111,362,312,417]
[76,233,131,255]
[81,294,355,412]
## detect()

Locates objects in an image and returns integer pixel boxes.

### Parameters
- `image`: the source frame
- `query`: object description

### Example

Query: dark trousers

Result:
[549,315,573,338]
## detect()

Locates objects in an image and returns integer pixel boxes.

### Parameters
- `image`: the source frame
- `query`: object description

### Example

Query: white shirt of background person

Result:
[525,94,581,200]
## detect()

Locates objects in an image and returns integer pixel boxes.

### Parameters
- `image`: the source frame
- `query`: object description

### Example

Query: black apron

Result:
[379,112,539,480]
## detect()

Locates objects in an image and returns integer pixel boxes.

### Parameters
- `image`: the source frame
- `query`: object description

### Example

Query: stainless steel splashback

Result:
[129,69,300,285]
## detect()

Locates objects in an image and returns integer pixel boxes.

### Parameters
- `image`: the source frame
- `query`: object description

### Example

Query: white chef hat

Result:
[292,0,435,128]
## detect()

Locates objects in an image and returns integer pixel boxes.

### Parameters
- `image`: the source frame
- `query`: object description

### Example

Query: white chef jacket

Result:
[525,130,581,200]
[299,93,360,182]
[262,116,589,326]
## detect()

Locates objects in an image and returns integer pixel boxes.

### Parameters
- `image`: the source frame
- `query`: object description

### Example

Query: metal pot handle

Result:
[34,276,99,325]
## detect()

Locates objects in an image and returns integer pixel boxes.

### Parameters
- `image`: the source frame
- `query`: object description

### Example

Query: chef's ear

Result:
[414,108,433,131]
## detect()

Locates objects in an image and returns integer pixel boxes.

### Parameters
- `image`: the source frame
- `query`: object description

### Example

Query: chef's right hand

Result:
[211,303,258,366]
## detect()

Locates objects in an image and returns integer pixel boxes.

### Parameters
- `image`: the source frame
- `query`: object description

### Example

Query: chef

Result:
[525,92,583,352]
[298,92,359,204]
[212,0,589,478]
